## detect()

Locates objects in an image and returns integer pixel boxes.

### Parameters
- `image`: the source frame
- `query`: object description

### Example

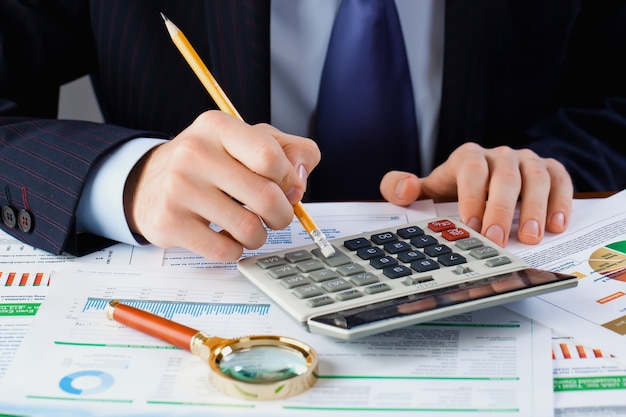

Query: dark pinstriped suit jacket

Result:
[1,0,626,256]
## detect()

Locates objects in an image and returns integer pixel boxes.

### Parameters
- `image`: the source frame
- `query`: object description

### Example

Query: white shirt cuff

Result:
[76,137,167,246]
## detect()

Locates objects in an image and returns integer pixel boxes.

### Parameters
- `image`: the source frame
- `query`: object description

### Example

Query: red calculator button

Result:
[427,219,456,232]
[442,228,471,241]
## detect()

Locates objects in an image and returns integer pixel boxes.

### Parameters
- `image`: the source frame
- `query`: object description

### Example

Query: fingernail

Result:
[520,220,540,239]
[286,165,308,203]
[550,212,565,230]
[467,217,482,231]
[485,225,505,246]
[297,164,308,182]
[286,187,298,203]
[395,178,407,199]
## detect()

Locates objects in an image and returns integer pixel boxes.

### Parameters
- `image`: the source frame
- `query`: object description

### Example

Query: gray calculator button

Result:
[256,255,285,269]
[455,237,483,250]
[469,246,499,259]
[364,283,391,294]
[349,272,379,286]
[267,264,298,279]
[313,247,352,267]
[337,263,366,277]
[281,275,311,289]
[485,256,512,267]
[296,259,324,273]
[335,289,363,301]
[309,269,339,282]
[293,284,324,299]
[307,296,334,308]
[321,278,352,293]
[285,250,313,263]
[454,265,472,274]
[404,275,434,285]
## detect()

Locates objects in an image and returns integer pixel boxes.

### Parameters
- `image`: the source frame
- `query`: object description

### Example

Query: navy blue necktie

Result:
[311,0,419,201]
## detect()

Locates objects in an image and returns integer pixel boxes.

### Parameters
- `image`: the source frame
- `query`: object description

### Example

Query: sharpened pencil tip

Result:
[160,12,169,22]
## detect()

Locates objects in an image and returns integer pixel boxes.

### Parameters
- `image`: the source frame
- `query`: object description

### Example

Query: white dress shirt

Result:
[76,0,444,247]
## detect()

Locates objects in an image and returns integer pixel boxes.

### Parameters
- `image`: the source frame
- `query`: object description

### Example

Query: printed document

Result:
[1,266,553,416]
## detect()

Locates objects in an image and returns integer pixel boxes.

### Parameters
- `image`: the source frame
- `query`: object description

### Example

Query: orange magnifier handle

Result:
[106,300,199,351]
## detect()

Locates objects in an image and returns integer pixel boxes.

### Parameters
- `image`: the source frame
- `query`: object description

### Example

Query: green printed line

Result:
[54,341,179,350]
[25,395,132,404]
[318,375,519,381]
[283,406,519,412]
[0,303,40,317]
[554,376,626,392]
[147,400,254,408]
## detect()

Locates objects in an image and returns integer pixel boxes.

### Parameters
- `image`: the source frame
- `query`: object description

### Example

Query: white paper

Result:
[0,266,553,416]
[503,191,626,360]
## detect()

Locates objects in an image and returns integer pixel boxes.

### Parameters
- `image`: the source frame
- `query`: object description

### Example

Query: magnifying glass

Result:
[105,300,318,400]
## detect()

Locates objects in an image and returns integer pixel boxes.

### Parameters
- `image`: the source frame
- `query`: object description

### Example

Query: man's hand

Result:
[379,142,573,247]
[124,111,321,262]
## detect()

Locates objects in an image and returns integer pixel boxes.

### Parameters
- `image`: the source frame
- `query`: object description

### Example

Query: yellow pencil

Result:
[161,13,335,258]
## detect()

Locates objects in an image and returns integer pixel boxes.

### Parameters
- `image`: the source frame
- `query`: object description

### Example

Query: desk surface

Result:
[574,191,617,199]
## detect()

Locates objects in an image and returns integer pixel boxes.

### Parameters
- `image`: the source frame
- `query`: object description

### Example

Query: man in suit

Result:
[1,0,625,261]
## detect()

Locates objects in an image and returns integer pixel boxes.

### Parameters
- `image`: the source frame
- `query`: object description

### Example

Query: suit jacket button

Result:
[2,205,17,228]
[17,209,34,233]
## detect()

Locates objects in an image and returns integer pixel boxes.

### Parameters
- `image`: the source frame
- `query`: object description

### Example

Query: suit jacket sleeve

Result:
[437,0,626,193]
[520,1,626,192]
[0,1,167,256]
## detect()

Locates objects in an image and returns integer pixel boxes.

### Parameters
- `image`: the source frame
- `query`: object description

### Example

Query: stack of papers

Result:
[1,194,626,416]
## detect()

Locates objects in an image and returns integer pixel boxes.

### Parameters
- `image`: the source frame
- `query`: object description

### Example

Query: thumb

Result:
[379,171,421,206]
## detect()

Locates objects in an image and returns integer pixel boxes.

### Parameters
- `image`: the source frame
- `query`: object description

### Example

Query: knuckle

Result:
[196,109,229,130]
[457,142,482,153]
[236,209,267,248]
[462,156,489,173]
[255,140,283,168]
[302,138,322,163]
[203,240,243,262]
[491,145,515,156]
[524,165,550,183]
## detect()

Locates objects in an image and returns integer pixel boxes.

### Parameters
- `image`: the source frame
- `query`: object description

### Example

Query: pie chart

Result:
[588,241,626,282]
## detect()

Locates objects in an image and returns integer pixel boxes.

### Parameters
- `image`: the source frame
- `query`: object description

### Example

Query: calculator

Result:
[237,218,578,339]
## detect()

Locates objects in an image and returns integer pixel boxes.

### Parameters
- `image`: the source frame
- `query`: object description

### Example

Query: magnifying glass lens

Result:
[219,345,309,383]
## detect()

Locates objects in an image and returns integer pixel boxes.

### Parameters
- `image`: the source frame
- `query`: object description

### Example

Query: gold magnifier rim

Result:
[204,335,319,401]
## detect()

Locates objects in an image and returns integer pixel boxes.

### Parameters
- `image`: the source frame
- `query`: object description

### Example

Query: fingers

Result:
[517,157,572,243]
[475,146,523,247]
[418,143,573,247]
[128,110,321,261]
[252,123,321,204]
[218,119,320,204]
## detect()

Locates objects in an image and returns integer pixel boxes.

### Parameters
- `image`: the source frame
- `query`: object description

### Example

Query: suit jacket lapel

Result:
[203,0,271,124]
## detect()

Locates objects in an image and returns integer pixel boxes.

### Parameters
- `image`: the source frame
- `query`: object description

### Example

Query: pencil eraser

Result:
[321,245,336,258]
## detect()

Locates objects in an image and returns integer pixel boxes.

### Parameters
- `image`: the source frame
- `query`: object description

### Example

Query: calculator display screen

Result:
[309,268,577,330]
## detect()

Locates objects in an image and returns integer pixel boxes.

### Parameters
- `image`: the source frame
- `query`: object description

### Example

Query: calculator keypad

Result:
[249,219,513,307]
